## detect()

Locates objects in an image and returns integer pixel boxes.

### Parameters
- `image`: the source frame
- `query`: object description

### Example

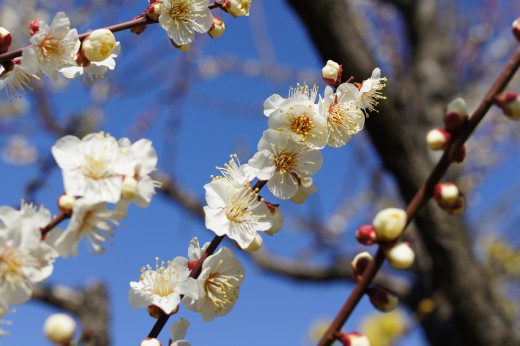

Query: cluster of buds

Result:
[495,92,520,120]
[426,98,468,162]
[336,331,371,346]
[322,60,342,87]
[433,182,465,214]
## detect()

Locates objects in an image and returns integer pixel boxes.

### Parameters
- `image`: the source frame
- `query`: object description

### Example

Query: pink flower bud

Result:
[29,18,40,36]
[352,252,372,281]
[337,332,371,346]
[187,259,199,271]
[356,225,378,246]
[265,203,284,236]
[426,128,451,150]
[372,208,407,242]
[141,338,162,346]
[444,97,468,131]
[322,60,342,87]
[131,15,147,35]
[0,27,12,54]
[513,18,520,42]
[146,2,162,21]
[209,17,226,38]
[367,286,398,312]
[495,92,520,120]
[384,242,415,270]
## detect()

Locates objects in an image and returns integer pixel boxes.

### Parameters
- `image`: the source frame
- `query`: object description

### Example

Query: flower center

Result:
[0,247,29,287]
[204,270,240,313]
[290,113,314,138]
[273,151,297,174]
[141,260,179,297]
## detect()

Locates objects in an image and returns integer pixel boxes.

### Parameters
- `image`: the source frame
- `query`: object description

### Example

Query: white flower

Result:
[53,198,122,257]
[183,247,244,321]
[169,318,190,346]
[204,179,272,247]
[211,154,254,188]
[0,62,39,97]
[248,129,323,199]
[356,67,386,113]
[224,0,251,17]
[158,0,213,46]
[319,84,365,148]
[52,132,123,203]
[129,257,198,315]
[60,42,121,82]
[0,202,58,306]
[22,12,80,80]
[263,83,319,117]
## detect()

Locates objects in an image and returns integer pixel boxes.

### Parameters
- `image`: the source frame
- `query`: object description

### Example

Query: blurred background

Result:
[0,0,519,345]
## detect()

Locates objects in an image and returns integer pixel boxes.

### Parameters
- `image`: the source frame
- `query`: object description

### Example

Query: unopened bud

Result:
[447,195,465,215]
[146,2,162,21]
[434,183,460,205]
[322,60,342,87]
[356,225,378,246]
[513,18,520,42]
[0,27,12,54]
[224,0,251,18]
[495,92,520,120]
[187,259,199,271]
[372,208,407,242]
[58,194,76,212]
[29,18,40,36]
[444,97,469,131]
[289,179,317,204]
[337,332,371,346]
[265,203,284,236]
[209,17,226,38]
[121,176,139,200]
[131,15,147,35]
[426,128,451,150]
[141,338,162,346]
[242,233,263,252]
[43,313,76,345]
[352,252,372,281]
[82,29,116,62]
[384,242,415,270]
[367,286,398,312]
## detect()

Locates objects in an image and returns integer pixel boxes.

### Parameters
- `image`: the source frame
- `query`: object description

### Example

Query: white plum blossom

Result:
[0,62,39,97]
[204,179,272,248]
[263,83,319,117]
[0,202,58,307]
[169,318,190,346]
[53,198,122,257]
[158,0,213,46]
[319,84,365,148]
[60,42,121,82]
[183,247,244,321]
[52,132,123,203]
[355,67,387,113]
[129,257,198,315]
[248,129,323,200]
[22,12,80,80]
[211,154,254,188]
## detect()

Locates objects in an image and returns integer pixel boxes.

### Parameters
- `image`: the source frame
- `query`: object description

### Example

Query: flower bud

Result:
[444,97,469,131]
[82,29,116,62]
[352,252,372,281]
[372,208,407,242]
[141,338,162,346]
[43,313,76,345]
[29,18,40,36]
[242,233,263,252]
[337,332,371,346]
[447,195,465,215]
[131,15,147,35]
[367,286,398,312]
[322,60,342,87]
[170,39,191,52]
[289,179,317,204]
[426,128,451,150]
[121,176,139,200]
[513,18,520,42]
[356,225,378,246]
[384,242,415,270]
[434,183,459,205]
[187,259,199,271]
[146,2,162,21]
[0,27,12,54]
[58,194,76,212]
[223,0,251,18]
[455,144,466,163]
[265,203,284,236]
[495,92,520,120]
[208,17,226,38]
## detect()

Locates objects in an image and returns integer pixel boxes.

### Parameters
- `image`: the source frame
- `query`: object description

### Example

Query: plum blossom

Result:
[263,83,319,117]
[0,61,39,97]
[355,67,387,113]
[158,0,213,45]
[60,42,121,82]
[211,154,254,188]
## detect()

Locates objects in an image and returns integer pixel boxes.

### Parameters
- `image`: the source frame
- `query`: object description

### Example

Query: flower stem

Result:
[40,211,71,239]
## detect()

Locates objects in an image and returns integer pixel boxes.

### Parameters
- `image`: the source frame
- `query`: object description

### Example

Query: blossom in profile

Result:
[22,12,80,80]
[60,42,121,82]
[203,179,272,247]
[0,60,40,97]
[184,247,244,321]
[248,129,323,199]
[355,67,387,113]
[53,198,122,257]
[158,0,213,46]
[129,257,199,315]
[51,132,122,203]
[0,202,58,307]
[320,84,365,148]
[169,318,191,346]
